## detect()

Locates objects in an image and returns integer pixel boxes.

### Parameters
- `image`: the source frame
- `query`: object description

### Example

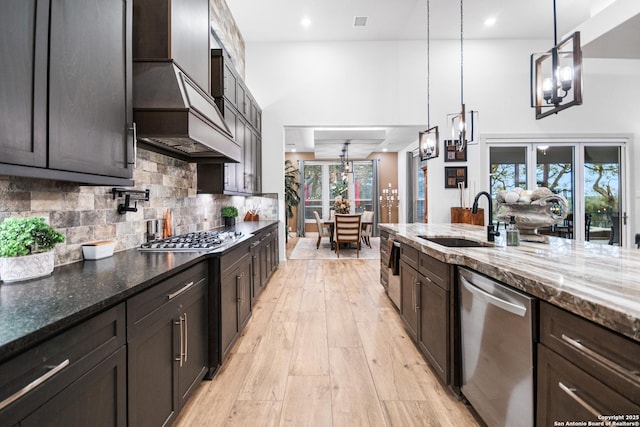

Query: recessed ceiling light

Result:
[291,148,297,152]
[382,148,388,152]
[301,17,311,28]
[484,16,497,27]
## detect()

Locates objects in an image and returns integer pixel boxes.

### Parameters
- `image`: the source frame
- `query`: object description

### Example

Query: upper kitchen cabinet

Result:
[0,0,47,168]
[0,0,134,185]
[199,49,262,195]
[132,0,208,89]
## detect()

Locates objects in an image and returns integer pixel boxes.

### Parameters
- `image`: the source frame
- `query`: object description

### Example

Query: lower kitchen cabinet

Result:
[21,347,127,427]
[127,262,208,427]
[400,258,420,341]
[0,304,126,427]
[537,301,640,425]
[379,229,390,291]
[219,242,252,362]
[418,274,449,384]
[417,252,452,386]
[259,225,279,291]
[399,244,452,386]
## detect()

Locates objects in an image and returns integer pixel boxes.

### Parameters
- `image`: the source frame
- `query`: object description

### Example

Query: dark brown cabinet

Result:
[199,49,262,195]
[537,301,640,426]
[251,224,279,306]
[400,259,420,342]
[398,243,452,386]
[127,262,208,427]
[0,0,47,169]
[379,230,390,292]
[417,253,450,385]
[0,0,134,185]
[219,242,252,362]
[0,304,127,427]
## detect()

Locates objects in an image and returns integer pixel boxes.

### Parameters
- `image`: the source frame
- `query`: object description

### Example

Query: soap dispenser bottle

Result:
[506,215,520,246]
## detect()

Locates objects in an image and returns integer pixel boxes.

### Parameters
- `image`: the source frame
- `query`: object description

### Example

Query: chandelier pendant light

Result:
[530,0,583,119]
[447,0,478,152]
[340,141,353,183]
[419,0,439,161]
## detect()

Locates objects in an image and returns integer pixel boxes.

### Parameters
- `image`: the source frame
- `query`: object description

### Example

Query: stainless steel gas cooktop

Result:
[139,231,243,252]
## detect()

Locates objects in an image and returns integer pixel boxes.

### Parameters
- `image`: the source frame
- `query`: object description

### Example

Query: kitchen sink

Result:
[418,236,494,248]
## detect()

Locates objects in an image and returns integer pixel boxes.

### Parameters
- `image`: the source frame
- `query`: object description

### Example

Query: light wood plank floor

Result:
[175,257,479,427]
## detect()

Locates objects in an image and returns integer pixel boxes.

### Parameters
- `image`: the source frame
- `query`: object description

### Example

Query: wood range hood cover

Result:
[132,0,240,162]
[133,60,240,163]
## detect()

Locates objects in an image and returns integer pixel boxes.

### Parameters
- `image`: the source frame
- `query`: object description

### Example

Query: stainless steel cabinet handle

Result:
[127,123,137,167]
[183,312,188,363]
[459,275,527,317]
[167,281,195,300]
[175,316,184,367]
[415,281,421,311]
[558,382,602,418]
[0,359,70,411]
[236,275,242,302]
[561,334,640,383]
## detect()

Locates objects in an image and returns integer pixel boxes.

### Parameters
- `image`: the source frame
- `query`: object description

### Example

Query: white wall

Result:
[244,39,640,253]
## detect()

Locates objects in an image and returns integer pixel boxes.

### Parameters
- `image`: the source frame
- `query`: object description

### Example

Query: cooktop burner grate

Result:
[140,231,240,251]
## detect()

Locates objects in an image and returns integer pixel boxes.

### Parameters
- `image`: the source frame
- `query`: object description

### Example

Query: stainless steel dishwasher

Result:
[458,267,536,427]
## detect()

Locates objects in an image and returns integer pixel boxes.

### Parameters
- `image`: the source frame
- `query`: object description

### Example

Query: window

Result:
[487,139,626,245]
[303,164,323,221]
[302,160,374,222]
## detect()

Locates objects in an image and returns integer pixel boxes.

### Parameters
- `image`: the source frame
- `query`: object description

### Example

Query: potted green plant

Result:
[221,206,239,228]
[284,160,300,242]
[0,217,65,282]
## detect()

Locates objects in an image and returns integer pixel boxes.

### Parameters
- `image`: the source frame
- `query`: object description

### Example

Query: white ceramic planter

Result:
[0,251,55,283]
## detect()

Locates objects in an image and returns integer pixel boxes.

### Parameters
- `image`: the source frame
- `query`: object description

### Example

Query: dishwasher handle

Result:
[460,274,527,317]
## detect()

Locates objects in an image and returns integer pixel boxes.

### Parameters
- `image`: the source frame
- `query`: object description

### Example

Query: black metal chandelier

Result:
[419,0,439,161]
[530,0,583,119]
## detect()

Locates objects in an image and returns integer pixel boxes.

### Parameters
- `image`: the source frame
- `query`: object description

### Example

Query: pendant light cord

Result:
[460,0,464,105]
[553,0,558,46]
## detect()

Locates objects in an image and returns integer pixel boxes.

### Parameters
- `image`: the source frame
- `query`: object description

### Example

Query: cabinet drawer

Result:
[0,303,125,424]
[221,241,251,272]
[418,253,449,290]
[400,244,419,270]
[537,344,640,425]
[127,262,207,327]
[540,302,640,404]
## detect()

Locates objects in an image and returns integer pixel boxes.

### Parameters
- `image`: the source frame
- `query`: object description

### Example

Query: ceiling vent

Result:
[353,16,368,27]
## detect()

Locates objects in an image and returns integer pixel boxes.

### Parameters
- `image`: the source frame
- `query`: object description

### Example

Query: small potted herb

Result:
[221,206,239,228]
[0,217,66,282]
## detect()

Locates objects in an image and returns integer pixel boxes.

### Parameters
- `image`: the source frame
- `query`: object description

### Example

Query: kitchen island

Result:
[380,222,640,342]
[380,222,640,426]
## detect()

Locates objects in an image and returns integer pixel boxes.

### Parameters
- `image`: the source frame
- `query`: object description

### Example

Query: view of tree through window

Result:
[304,165,322,220]
[489,143,623,244]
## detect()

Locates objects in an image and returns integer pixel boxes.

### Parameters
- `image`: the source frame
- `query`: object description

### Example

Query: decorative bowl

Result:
[496,194,568,243]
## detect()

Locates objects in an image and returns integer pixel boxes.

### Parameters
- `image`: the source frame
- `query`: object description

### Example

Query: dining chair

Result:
[360,210,374,248]
[334,214,362,258]
[313,211,331,249]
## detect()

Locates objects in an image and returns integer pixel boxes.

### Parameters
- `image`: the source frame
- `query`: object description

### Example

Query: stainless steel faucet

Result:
[472,191,500,242]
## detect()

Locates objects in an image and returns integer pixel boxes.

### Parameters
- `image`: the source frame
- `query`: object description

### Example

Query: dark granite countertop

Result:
[0,221,278,363]
[379,223,640,343]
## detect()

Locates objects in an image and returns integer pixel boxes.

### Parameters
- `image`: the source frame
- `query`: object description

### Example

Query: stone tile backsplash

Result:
[0,148,278,266]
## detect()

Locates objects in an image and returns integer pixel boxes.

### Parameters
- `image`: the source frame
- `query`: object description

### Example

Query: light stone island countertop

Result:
[379,222,640,343]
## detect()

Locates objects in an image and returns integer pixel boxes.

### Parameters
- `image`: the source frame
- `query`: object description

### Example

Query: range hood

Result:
[133,60,241,162]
